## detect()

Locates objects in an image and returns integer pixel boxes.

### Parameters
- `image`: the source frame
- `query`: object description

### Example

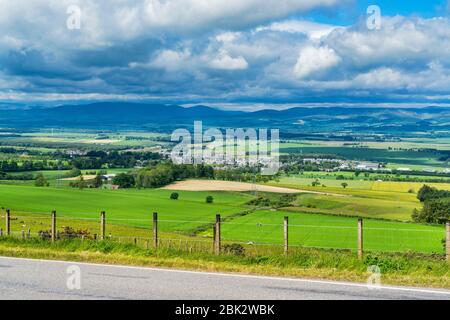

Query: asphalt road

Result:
[0,256,449,300]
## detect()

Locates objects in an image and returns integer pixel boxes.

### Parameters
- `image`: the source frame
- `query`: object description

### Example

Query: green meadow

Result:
[0,185,252,233]
[0,184,446,254]
[220,210,445,254]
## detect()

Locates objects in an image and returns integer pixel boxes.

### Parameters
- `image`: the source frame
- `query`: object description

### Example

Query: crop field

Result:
[264,174,450,220]
[220,210,446,254]
[0,185,253,233]
[271,176,450,193]
[280,145,443,167]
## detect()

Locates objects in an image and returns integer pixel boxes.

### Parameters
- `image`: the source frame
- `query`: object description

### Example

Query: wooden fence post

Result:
[100,211,106,240]
[153,212,158,249]
[0,229,2,237]
[51,210,56,242]
[214,214,221,255]
[284,216,289,256]
[358,218,363,260]
[213,224,217,253]
[5,209,10,236]
[446,221,450,262]
[21,229,25,240]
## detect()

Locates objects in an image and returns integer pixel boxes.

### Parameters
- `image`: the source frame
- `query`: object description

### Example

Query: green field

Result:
[0,185,252,233]
[0,185,445,254]
[221,210,445,254]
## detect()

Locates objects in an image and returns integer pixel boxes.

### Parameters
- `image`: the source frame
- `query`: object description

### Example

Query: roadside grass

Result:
[0,237,448,289]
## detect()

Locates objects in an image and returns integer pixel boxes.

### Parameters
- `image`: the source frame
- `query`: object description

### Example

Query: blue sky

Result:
[0,0,450,109]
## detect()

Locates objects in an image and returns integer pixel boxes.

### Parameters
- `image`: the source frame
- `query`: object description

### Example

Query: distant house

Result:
[101,174,116,183]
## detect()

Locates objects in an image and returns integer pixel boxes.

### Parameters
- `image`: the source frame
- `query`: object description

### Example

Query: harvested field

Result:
[60,175,97,181]
[163,179,341,195]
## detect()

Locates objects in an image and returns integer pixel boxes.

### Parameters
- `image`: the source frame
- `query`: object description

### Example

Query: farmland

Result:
[0,128,449,257]
[0,183,446,254]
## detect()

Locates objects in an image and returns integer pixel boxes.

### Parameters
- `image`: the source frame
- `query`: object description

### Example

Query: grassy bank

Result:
[0,237,448,289]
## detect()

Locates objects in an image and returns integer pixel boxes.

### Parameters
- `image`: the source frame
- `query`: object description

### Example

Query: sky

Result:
[1,0,450,109]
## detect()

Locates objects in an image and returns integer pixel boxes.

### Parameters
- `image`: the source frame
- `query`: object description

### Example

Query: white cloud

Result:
[293,46,341,78]
[257,20,339,39]
[209,53,249,70]
[150,49,192,71]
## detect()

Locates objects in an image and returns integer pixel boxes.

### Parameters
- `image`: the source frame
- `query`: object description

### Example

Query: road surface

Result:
[0,256,449,300]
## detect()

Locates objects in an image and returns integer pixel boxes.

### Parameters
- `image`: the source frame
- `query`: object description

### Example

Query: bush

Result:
[223,243,245,256]
[170,192,179,200]
[34,173,49,187]
[59,226,92,239]
[206,196,214,204]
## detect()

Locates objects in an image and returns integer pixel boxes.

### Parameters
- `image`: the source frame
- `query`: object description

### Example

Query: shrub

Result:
[34,173,49,187]
[170,192,179,200]
[206,196,214,204]
[223,243,245,256]
[59,226,92,239]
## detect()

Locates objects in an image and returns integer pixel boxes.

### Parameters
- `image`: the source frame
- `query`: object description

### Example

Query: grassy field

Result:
[265,174,450,220]
[0,185,253,234]
[220,210,445,254]
[0,184,444,254]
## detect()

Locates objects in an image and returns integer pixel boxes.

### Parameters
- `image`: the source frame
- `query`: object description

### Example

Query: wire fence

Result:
[0,209,449,259]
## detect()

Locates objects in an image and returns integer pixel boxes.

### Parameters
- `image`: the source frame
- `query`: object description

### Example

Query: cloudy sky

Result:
[1,0,450,109]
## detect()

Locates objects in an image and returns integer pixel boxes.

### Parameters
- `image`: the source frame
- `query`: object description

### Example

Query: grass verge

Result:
[0,237,448,289]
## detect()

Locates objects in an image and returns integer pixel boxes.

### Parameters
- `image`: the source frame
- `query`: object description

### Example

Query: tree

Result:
[67,167,82,178]
[112,173,135,188]
[93,175,103,188]
[341,182,348,189]
[311,179,321,187]
[78,176,87,190]
[412,197,450,224]
[170,192,179,200]
[206,196,214,204]
[35,173,49,187]
[417,185,450,202]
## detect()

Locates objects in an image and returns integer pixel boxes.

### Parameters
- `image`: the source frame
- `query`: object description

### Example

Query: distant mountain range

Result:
[1,102,450,135]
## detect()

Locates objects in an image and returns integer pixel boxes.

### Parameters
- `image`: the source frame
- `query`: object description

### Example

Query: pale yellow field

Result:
[371,181,450,193]
[60,175,97,181]
[163,179,348,195]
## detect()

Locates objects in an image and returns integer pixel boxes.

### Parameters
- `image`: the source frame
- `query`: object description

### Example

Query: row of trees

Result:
[71,151,162,169]
[0,160,69,172]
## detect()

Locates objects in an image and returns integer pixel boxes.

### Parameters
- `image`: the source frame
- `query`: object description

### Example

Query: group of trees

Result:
[135,163,214,188]
[412,185,450,224]
[71,151,162,169]
[0,159,69,172]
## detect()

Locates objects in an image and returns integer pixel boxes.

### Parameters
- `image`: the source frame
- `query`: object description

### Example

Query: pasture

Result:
[220,210,445,254]
[0,185,253,233]
[0,185,446,254]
